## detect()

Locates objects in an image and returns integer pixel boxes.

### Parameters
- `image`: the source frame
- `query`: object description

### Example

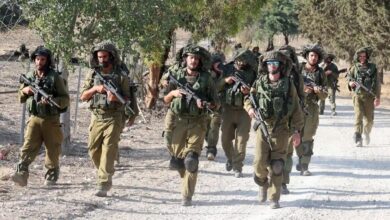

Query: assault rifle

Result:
[94,69,135,114]
[19,74,61,108]
[350,79,376,97]
[167,73,214,113]
[249,93,273,150]
[303,76,328,94]
[232,73,251,92]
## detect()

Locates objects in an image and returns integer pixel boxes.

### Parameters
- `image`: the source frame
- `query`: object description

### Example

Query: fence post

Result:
[19,62,30,144]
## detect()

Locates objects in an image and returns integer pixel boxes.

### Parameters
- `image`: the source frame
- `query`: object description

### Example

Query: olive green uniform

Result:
[245,74,304,204]
[347,49,380,145]
[319,62,339,114]
[17,69,69,183]
[81,67,135,191]
[296,63,327,169]
[165,67,219,200]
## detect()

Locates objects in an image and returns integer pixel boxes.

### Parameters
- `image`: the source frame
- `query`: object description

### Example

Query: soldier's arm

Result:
[80,71,97,101]
[332,64,339,79]
[316,70,328,101]
[208,78,221,110]
[53,74,70,109]
[289,85,304,132]
[18,83,29,103]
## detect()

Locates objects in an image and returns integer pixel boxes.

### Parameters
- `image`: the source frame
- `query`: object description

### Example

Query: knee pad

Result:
[270,159,284,176]
[184,152,199,173]
[169,156,184,170]
[254,174,267,186]
[206,146,217,155]
[302,141,313,156]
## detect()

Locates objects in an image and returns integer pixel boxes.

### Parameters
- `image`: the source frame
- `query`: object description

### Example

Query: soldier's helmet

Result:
[30,46,54,69]
[353,46,373,62]
[279,45,299,73]
[211,52,225,65]
[323,53,336,61]
[260,50,292,75]
[90,40,121,68]
[182,44,211,71]
[301,44,324,64]
[233,48,258,73]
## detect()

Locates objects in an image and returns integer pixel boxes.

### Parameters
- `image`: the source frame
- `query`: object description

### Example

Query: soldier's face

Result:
[97,51,111,68]
[358,52,367,64]
[268,72,281,82]
[307,52,319,65]
[35,55,48,71]
[186,54,200,70]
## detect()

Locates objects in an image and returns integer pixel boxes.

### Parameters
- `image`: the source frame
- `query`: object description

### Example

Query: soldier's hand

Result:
[170,89,183,98]
[94,85,106,93]
[40,97,49,105]
[241,86,250,95]
[348,81,357,88]
[22,86,34,95]
[161,80,169,88]
[374,98,380,107]
[313,86,320,94]
[196,99,203,109]
[292,132,301,147]
[225,76,235,84]
[247,108,256,119]
[304,85,313,93]
[107,91,119,102]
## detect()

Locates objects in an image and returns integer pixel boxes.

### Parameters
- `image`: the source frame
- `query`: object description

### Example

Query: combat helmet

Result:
[182,44,211,71]
[90,40,121,68]
[260,50,292,75]
[233,48,258,73]
[323,53,336,61]
[30,46,54,69]
[301,44,324,64]
[279,45,299,73]
[353,46,373,62]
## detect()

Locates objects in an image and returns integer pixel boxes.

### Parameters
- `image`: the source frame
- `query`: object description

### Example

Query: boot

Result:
[11,162,29,187]
[354,132,362,147]
[331,110,337,116]
[364,132,370,145]
[300,163,311,176]
[281,183,290,195]
[225,160,233,171]
[234,170,243,178]
[259,184,268,203]
[270,200,281,209]
[44,167,59,186]
[181,196,192,206]
[206,146,217,161]
[95,182,112,197]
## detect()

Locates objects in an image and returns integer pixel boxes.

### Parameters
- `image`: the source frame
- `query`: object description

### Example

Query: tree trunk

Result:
[58,60,71,154]
[283,33,289,45]
[144,63,161,109]
[266,36,274,52]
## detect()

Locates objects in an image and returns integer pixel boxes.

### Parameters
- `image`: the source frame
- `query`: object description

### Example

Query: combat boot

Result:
[281,183,290,195]
[364,132,370,145]
[331,110,337,116]
[181,196,192,206]
[234,169,243,178]
[354,132,362,147]
[225,160,233,171]
[11,162,29,187]
[95,182,112,197]
[300,163,311,176]
[205,146,217,161]
[259,183,268,203]
[270,200,281,209]
[44,167,59,186]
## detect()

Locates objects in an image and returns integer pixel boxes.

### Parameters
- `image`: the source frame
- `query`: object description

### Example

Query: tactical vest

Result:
[354,63,376,92]
[170,69,210,117]
[223,68,254,108]
[90,70,124,111]
[300,63,324,104]
[256,75,290,120]
[25,69,65,117]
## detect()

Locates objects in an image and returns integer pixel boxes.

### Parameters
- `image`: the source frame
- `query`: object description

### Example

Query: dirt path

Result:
[1,94,390,220]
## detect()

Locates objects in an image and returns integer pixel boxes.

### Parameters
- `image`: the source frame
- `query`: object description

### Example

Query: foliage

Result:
[297,0,390,69]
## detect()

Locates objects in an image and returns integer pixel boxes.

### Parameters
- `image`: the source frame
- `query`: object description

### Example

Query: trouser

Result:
[319,87,337,112]
[282,136,294,184]
[171,116,207,198]
[164,109,176,155]
[253,126,288,202]
[296,103,319,165]
[20,115,63,170]
[353,94,375,135]
[88,114,123,189]
[221,106,251,172]
[205,111,222,155]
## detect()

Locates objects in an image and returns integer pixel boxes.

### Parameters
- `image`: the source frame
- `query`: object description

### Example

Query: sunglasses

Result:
[266,61,280,66]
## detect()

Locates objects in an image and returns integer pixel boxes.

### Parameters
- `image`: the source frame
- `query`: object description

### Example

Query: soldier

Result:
[80,41,138,197]
[252,46,262,59]
[217,49,257,178]
[347,47,381,147]
[163,45,219,206]
[245,51,304,209]
[296,44,328,176]
[278,45,305,194]
[319,53,339,116]
[11,46,70,186]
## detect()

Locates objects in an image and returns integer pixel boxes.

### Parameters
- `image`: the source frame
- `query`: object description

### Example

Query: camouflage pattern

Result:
[320,59,339,113]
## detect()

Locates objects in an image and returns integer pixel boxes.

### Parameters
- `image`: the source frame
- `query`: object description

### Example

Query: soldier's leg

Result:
[282,137,294,194]
[42,117,63,185]
[253,130,271,203]
[319,100,325,115]
[329,87,337,115]
[221,108,235,171]
[96,117,123,196]
[181,171,197,206]
[301,105,319,175]
[205,112,221,160]
[12,116,43,186]
[233,110,251,176]
[88,119,105,169]
[363,96,375,145]
[352,95,364,146]
[164,109,175,156]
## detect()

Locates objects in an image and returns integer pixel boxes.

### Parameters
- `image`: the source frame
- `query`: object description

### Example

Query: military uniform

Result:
[245,51,304,208]
[296,44,328,176]
[319,54,339,115]
[217,49,257,177]
[81,41,138,196]
[12,46,70,187]
[347,47,381,147]
[164,45,219,206]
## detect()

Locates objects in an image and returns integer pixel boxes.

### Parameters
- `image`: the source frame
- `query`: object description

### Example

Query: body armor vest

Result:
[90,70,123,110]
